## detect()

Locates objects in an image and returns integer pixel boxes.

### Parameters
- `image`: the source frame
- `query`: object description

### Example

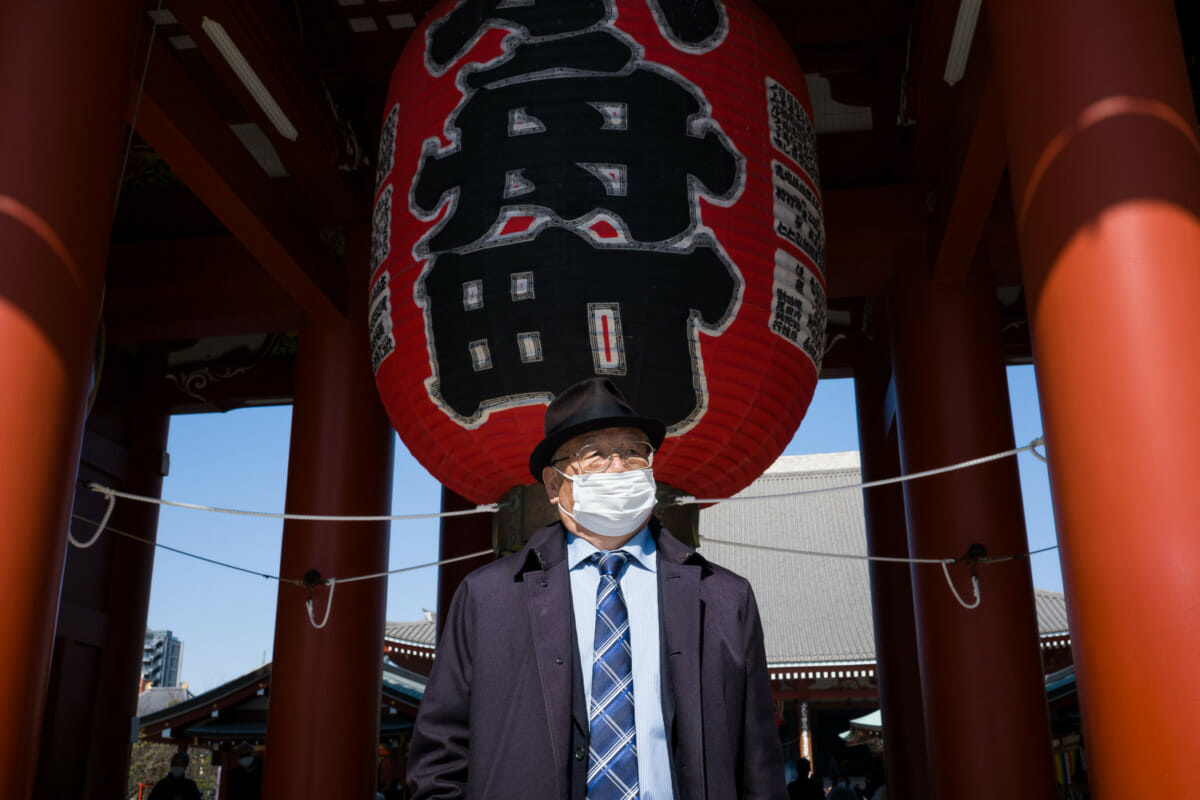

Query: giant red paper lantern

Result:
[370,0,825,504]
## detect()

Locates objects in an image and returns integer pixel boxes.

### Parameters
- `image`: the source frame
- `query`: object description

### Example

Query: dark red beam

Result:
[136,37,347,321]
[928,39,1007,282]
[105,236,300,342]
[168,0,363,225]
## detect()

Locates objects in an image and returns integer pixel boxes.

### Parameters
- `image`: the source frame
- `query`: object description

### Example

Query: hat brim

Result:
[529,415,666,482]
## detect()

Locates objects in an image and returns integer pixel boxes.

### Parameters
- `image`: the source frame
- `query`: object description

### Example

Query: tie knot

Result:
[594,550,629,577]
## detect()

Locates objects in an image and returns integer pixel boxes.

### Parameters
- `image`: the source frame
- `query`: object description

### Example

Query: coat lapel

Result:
[521,527,575,798]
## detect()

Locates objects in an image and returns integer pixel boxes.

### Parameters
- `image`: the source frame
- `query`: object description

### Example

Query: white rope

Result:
[306,579,336,629]
[76,434,1052,614]
[68,492,117,549]
[674,437,1046,506]
[941,561,982,610]
[702,534,984,609]
[335,548,495,585]
[87,483,499,522]
[303,550,494,627]
[68,514,498,586]
[698,536,952,565]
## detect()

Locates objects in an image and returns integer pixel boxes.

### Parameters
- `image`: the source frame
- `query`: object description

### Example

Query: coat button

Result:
[555,657,564,665]
[540,579,548,587]
[575,747,586,761]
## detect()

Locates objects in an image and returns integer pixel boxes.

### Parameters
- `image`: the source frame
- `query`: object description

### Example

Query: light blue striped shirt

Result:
[567,526,673,799]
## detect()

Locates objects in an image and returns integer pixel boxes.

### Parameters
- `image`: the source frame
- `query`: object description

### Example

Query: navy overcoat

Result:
[407,519,787,799]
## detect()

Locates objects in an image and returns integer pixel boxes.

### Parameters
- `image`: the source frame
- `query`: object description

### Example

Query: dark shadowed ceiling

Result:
[103,0,1195,411]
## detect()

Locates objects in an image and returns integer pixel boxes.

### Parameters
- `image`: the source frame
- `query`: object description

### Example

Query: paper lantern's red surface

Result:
[370,0,825,504]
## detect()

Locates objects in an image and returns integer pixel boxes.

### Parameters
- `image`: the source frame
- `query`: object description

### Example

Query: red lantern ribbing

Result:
[370,0,825,503]
[988,0,1200,795]
[889,253,1056,800]
[0,0,140,793]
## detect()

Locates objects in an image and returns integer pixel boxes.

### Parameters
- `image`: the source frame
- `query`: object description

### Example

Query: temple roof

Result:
[385,618,436,647]
[139,660,424,744]
[696,451,1070,666]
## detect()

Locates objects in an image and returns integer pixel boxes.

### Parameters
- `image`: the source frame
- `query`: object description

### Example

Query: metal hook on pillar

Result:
[303,569,336,629]
[68,490,117,549]
[941,543,986,610]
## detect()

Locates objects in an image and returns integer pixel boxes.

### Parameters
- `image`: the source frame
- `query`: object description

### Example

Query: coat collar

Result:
[513,517,707,578]
[513,521,570,579]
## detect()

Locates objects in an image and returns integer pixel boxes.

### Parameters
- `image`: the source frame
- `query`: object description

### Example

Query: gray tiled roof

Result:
[1034,588,1071,635]
[697,452,1070,667]
[385,618,436,647]
[136,686,193,717]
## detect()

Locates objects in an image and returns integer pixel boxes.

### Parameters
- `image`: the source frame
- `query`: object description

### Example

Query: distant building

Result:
[143,629,184,688]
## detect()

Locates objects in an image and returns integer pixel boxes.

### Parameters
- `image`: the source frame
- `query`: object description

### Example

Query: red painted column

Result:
[262,236,395,799]
[36,349,170,799]
[987,1,1200,794]
[888,253,1056,800]
[436,487,493,639]
[852,334,930,800]
[0,0,139,794]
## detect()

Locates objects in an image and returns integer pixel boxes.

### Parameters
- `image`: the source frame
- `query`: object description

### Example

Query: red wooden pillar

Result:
[888,253,1056,800]
[852,334,930,800]
[436,487,493,639]
[988,1,1200,794]
[262,237,395,799]
[0,0,139,793]
[36,349,170,799]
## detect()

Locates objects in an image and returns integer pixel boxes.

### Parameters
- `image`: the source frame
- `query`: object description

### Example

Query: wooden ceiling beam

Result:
[907,0,1009,284]
[104,236,300,342]
[168,0,364,225]
[928,61,1006,282]
[136,37,347,321]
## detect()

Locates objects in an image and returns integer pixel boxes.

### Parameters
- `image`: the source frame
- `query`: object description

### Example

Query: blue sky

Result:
[143,365,1058,693]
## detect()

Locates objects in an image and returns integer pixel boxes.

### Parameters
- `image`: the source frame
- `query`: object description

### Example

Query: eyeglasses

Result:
[553,441,654,473]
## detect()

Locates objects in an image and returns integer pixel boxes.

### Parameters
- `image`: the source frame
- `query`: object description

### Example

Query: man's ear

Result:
[542,466,562,504]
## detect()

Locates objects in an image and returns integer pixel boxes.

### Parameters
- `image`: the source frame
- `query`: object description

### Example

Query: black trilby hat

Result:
[529,377,666,482]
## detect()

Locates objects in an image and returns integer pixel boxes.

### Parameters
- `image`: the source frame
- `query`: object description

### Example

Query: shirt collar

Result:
[567,524,657,573]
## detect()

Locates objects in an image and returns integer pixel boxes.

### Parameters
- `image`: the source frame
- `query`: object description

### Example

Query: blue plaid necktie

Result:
[587,551,639,800]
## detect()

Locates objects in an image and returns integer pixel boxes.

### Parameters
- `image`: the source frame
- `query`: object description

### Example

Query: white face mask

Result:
[556,467,657,536]
[171,766,185,778]
[239,756,255,768]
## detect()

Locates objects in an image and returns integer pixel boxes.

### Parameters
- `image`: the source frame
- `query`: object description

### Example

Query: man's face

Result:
[542,425,649,536]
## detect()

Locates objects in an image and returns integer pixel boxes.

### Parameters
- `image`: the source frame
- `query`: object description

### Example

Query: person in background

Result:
[790,757,826,800]
[864,765,887,800]
[227,741,263,800]
[826,774,858,800]
[148,751,202,800]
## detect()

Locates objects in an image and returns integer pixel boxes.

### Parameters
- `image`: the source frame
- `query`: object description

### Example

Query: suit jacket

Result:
[407,519,787,800]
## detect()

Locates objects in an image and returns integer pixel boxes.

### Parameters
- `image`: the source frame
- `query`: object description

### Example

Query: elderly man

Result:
[408,377,786,799]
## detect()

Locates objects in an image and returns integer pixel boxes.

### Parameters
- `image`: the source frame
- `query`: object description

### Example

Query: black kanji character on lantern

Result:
[412,12,743,430]
[421,227,738,426]
[413,33,740,252]
[426,0,724,73]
